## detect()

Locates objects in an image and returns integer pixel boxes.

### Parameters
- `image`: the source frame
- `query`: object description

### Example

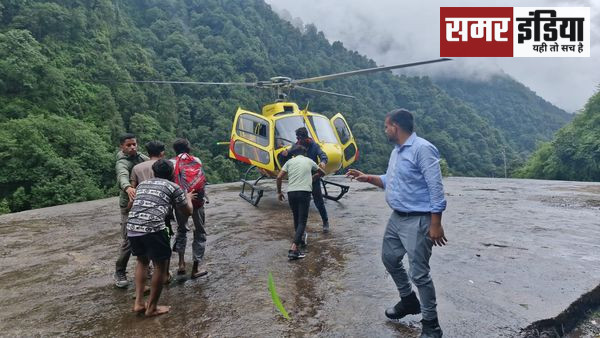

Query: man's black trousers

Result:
[287,191,311,245]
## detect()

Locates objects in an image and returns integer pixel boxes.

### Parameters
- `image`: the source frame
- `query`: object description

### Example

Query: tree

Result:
[517,90,600,181]
[0,29,46,94]
[0,115,114,212]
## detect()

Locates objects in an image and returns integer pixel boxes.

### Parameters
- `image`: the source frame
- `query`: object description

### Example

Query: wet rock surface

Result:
[0,177,599,337]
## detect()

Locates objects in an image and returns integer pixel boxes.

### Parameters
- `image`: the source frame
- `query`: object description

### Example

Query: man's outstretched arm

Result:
[346,169,384,189]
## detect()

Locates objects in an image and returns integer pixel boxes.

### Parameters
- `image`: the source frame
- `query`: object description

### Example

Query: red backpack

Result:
[173,153,206,208]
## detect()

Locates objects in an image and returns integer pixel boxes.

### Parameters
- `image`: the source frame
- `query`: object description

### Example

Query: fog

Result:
[266,0,600,112]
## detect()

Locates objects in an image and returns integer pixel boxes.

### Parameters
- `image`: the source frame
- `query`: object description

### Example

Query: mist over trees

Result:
[0,0,571,213]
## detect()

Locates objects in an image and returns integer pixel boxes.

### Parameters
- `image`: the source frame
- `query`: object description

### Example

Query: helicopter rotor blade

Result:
[123,80,260,86]
[292,58,451,85]
[294,85,355,99]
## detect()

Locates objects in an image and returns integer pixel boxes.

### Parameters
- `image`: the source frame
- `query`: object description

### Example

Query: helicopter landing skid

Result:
[321,179,350,201]
[239,166,266,206]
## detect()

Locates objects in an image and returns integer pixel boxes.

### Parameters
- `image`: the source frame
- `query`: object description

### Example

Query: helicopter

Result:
[129,58,451,206]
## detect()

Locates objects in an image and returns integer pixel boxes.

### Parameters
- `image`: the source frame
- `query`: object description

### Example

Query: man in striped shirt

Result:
[127,159,193,316]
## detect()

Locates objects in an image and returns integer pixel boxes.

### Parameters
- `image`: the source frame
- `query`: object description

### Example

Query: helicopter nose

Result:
[320,143,343,174]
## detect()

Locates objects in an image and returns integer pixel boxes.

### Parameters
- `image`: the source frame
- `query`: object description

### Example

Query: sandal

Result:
[191,260,207,279]
[191,269,208,279]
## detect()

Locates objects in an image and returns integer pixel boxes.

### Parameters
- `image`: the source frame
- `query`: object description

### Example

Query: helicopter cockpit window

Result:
[333,118,351,144]
[275,116,305,149]
[308,116,338,144]
[237,114,269,147]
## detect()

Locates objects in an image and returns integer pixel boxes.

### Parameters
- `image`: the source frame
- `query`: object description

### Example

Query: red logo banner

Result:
[441,7,514,57]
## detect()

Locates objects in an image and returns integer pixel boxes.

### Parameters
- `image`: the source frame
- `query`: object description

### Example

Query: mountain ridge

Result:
[435,74,572,157]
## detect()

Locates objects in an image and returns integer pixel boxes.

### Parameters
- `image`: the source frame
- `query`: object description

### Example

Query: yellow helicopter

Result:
[130,58,450,205]
[228,100,357,205]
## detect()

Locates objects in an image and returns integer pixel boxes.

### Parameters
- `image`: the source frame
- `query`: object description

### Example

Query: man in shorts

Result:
[130,140,169,283]
[127,159,193,316]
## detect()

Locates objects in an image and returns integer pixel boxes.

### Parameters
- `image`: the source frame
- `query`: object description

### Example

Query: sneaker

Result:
[114,271,129,288]
[288,250,306,260]
[323,221,330,233]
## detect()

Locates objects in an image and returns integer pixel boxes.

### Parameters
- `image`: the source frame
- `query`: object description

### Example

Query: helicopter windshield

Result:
[308,116,338,144]
[275,116,305,148]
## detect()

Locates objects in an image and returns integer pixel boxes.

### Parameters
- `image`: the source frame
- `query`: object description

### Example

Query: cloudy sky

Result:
[266,0,599,112]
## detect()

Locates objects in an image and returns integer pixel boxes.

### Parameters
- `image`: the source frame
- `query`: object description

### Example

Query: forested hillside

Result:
[0,0,566,213]
[435,75,572,157]
[517,89,599,181]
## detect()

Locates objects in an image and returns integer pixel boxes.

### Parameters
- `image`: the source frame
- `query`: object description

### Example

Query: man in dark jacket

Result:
[280,127,330,233]
[114,133,149,288]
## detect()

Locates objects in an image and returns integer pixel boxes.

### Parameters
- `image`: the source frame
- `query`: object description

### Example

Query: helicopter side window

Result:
[237,114,269,147]
[333,118,351,144]
[344,143,357,160]
[233,141,270,164]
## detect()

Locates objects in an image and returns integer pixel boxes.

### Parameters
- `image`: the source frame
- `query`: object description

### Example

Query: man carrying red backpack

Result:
[170,138,209,279]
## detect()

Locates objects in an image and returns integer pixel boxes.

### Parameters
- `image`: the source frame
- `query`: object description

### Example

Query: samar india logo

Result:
[440,7,591,57]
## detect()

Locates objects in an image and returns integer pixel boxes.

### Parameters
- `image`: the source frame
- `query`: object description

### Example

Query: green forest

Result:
[0,0,573,213]
[517,89,600,181]
[435,75,571,156]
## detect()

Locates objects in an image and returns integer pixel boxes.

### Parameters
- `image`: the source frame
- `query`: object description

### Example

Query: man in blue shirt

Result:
[346,109,447,338]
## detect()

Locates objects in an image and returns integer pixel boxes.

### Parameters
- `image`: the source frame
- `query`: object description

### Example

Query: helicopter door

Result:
[330,113,358,168]
[229,108,275,171]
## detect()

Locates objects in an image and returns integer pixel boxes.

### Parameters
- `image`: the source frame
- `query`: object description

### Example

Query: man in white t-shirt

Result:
[276,144,326,260]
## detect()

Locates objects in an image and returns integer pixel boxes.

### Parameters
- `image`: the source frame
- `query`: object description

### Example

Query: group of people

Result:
[110,108,447,338]
[113,136,208,316]
[277,110,447,338]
